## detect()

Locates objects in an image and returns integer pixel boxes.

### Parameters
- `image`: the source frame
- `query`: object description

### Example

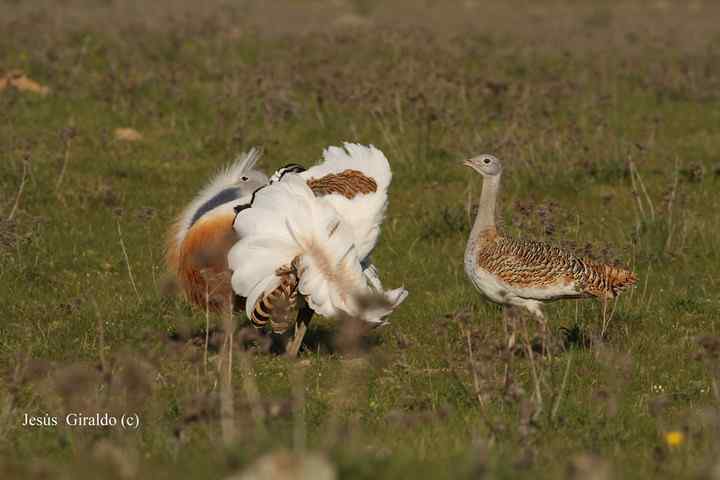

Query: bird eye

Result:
[241,176,249,181]
[483,158,491,164]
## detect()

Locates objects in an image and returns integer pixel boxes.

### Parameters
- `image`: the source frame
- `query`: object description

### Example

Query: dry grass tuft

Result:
[114,128,143,142]
[0,70,50,95]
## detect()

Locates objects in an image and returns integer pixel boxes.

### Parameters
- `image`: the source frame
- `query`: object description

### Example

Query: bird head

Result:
[463,154,502,177]
[235,170,269,194]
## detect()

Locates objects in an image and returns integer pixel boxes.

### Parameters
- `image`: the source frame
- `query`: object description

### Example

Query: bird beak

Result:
[462,159,474,168]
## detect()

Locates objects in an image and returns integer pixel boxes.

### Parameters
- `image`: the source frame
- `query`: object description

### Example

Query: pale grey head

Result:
[235,170,269,196]
[463,154,502,177]
[188,169,268,227]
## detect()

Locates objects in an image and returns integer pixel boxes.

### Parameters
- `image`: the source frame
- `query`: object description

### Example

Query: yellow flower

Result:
[665,431,685,448]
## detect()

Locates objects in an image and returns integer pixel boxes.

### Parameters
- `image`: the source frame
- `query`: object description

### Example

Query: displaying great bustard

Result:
[463,154,636,329]
[166,144,406,356]
[229,143,408,356]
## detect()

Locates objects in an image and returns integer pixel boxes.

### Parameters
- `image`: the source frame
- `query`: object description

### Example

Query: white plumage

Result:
[297,143,392,262]
[229,173,406,324]
[167,142,406,355]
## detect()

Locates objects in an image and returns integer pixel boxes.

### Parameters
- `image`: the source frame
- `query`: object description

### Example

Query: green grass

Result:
[2,1,720,478]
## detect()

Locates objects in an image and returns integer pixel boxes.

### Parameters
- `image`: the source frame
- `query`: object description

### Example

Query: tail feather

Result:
[245,275,282,320]
[229,246,289,298]
[250,259,301,334]
[229,174,403,323]
[361,264,409,325]
[606,265,637,296]
[583,261,637,299]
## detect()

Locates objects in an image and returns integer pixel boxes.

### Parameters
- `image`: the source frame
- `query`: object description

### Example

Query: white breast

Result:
[464,251,508,304]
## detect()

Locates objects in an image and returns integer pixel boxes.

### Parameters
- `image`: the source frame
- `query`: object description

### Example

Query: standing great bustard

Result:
[229,143,408,356]
[165,150,268,313]
[463,154,636,329]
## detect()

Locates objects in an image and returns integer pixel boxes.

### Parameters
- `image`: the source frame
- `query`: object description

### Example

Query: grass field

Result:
[2,1,720,478]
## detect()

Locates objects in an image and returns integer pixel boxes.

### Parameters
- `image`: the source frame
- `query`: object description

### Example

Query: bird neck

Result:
[468,174,501,250]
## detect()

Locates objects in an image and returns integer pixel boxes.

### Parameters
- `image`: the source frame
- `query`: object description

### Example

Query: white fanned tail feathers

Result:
[229,174,406,324]
[300,143,392,262]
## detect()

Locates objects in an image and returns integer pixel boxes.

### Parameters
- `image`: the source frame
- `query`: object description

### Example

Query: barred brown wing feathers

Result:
[307,169,377,199]
[250,263,300,334]
[477,237,580,290]
[477,236,636,300]
[502,241,640,299]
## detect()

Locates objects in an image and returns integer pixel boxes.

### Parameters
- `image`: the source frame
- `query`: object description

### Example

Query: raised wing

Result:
[299,143,392,262]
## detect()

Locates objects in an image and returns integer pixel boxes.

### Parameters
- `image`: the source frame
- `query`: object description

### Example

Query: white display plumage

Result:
[229,143,407,327]
[229,174,406,324]
[294,143,392,262]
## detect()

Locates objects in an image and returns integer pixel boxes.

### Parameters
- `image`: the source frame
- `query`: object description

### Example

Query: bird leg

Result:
[502,306,518,351]
[523,302,553,359]
[502,306,518,392]
[527,304,547,335]
[600,296,617,340]
[285,306,313,358]
[520,315,544,415]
